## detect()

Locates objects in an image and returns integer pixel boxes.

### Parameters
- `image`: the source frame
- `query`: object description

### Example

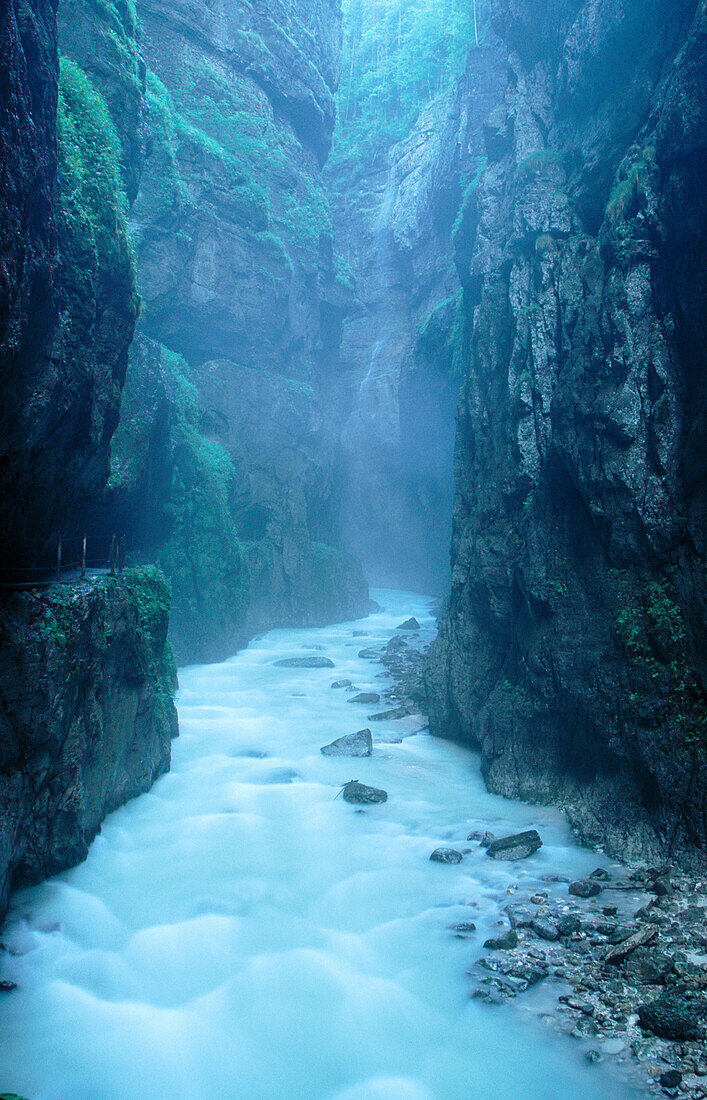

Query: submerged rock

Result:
[321,730,372,758]
[275,656,335,669]
[358,648,381,660]
[449,921,477,937]
[331,680,353,689]
[341,780,387,805]
[430,848,464,864]
[486,830,542,860]
[348,693,380,705]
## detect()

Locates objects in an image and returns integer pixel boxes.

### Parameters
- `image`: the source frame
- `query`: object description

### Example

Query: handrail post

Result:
[81,535,87,580]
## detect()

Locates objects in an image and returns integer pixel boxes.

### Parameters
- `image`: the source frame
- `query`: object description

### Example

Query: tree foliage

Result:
[331,0,484,175]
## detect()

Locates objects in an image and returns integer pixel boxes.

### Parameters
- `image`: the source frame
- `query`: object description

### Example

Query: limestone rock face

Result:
[107,0,368,658]
[0,0,142,572]
[0,570,177,922]
[427,0,707,867]
[329,48,508,592]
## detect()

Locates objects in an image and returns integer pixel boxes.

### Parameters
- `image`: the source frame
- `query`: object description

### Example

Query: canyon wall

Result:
[104,0,368,661]
[428,0,706,867]
[0,0,176,922]
[0,569,177,920]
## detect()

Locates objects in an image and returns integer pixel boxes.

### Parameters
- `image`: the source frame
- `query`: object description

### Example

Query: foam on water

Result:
[0,591,641,1100]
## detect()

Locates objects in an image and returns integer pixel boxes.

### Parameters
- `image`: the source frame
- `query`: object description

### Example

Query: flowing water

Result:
[0,592,641,1100]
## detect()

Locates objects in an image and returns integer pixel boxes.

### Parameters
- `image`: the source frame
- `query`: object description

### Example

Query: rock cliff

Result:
[428,0,706,867]
[0,0,141,569]
[0,569,177,921]
[106,0,368,660]
[0,1,177,922]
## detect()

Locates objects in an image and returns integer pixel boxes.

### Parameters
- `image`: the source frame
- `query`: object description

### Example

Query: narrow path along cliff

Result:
[0,593,644,1100]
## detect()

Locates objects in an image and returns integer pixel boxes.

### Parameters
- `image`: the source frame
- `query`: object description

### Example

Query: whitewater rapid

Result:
[0,591,640,1099]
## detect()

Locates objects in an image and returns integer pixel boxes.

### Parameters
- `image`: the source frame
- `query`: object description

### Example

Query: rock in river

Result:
[430,848,464,864]
[331,680,353,689]
[342,780,387,805]
[483,929,519,950]
[358,649,381,660]
[638,992,706,1041]
[348,693,380,705]
[396,618,420,631]
[486,830,542,860]
[321,730,372,758]
[569,879,603,898]
[275,657,335,669]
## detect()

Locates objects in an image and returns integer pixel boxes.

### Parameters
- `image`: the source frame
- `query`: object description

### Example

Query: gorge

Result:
[0,0,705,1096]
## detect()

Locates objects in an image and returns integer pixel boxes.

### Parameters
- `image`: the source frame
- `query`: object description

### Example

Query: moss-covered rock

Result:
[0,569,178,922]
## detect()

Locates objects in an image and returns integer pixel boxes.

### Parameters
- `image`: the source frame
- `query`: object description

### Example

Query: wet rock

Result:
[480,831,496,847]
[358,648,381,660]
[486,830,542,861]
[449,921,477,937]
[659,1070,682,1090]
[569,880,603,898]
[342,780,387,805]
[430,848,464,864]
[368,707,410,721]
[348,693,380,705]
[320,730,373,757]
[604,924,658,965]
[557,915,582,936]
[386,637,408,652]
[0,980,17,992]
[638,992,707,1041]
[397,618,420,631]
[484,929,519,950]
[331,680,353,689]
[585,1050,603,1064]
[275,656,335,669]
[531,917,559,942]
[590,868,611,881]
[506,904,535,929]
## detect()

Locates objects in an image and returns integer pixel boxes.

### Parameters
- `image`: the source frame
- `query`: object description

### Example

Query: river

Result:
[0,591,641,1099]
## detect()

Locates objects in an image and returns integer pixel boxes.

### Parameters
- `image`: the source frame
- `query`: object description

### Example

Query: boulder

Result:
[569,880,603,898]
[486,830,542,860]
[358,648,381,659]
[321,729,373,757]
[430,848,464,864]
[342,780,387,805]
[397,617,420,631]
[331,680,353,689]
[638,992,706,1041]
[275,656,335,669]
[531,917,559,941]
[348,693,380,705]
[368,707,410,721]
[483,929,519,950]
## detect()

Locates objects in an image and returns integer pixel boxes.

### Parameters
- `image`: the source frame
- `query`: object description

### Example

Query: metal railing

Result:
[0,534,130,589]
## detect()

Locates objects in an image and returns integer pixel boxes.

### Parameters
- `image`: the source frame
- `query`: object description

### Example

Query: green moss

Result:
[612,572,706,749]
[452,158,487,246]
[120,566,176,700]
[57,57,136,322]
[154,350,250,642]
[606,146,656,225]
